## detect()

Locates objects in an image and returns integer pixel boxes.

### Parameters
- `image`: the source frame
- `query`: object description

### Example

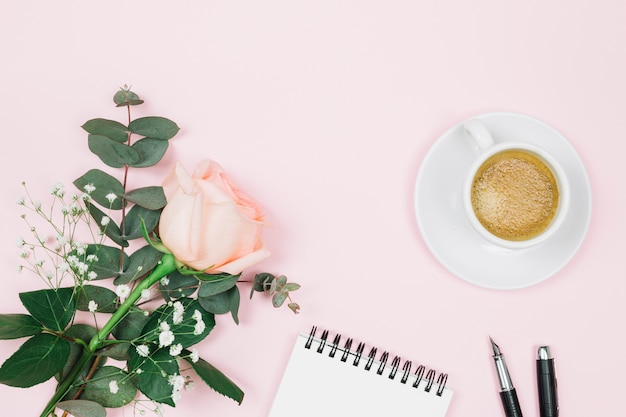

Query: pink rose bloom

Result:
[159,160,270,275]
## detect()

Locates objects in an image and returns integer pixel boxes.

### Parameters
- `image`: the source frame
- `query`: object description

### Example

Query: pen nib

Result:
[489,336,501,356]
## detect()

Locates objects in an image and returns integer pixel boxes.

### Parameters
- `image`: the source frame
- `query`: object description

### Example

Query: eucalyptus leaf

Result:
[72,244,128,280]
[76,285,118,313]
[115,244,161,285]
[272,291,287,308]
[128,347,179,406]
[0,314,42,339]
[123,204,161,240]
[160,270,199,301]
[124,186,166,210]
[81,366,137,408]
[183,354,244,404]
[198,275,239,297]
[128,116,180,140]
[82,118,129,143]
[97,342,130,361]
[0,333,70,387]
[57,400,106,417]
[114,89,144,107]
[74,169,125,210]
[130,137,169,168]
[19,287,74,331]
[85,202,127,248]
[112,310,150,343]
[88,134,139,168]
[198,286,241,324]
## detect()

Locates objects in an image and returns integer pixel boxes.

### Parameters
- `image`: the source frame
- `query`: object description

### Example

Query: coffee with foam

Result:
[470,149,559,241]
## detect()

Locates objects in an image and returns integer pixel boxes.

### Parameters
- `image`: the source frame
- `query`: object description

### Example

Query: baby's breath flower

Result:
[190,348,199,363]
[172,301,184,324]
[192,310,202,321]
[51,183,65,197]
[168,374,185,404]
[169,343,182,356]
[109,380,119,394]
[159,321,170,332]
[87,271,98,280]
[116,284,131,302]
[88,300,98,313]
[100,216,110,226]
[16,237,25,248]
[161,276,170,286]
[159,330,175,348]
[193,320,206,336]
[16,197,25,205]
[105,193,117,203]
[140,289,151,302]
[136,345,150,357]
[84,184,96,193]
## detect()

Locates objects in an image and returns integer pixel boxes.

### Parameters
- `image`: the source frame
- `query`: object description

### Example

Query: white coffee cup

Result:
[462,119,570,249]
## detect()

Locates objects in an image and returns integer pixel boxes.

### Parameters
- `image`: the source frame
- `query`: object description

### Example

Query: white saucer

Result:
[414,112,592,290]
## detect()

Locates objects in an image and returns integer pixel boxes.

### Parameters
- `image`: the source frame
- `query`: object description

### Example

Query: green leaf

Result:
[124,186,166,210]
[128,347,179,406]
[57,325,101,387]
[123,205,161,240]
[57,400,106,417]
[74,169,125,210]
[0,333,70,387]
[130,137,169,168]
[183,354,244,404]
[141,298,215,348]
[88,134,139,168]
[76,285,118,313]
[19,287,75,331]
[112,309,150,342]
[198,275,239,297]
[97,343,130,361]
[81,366,137,408]
[250,272,275,297]
[85,202,127,248]
[198,286,241,324]
[272,291,287,308]
[115,245,161,285]
[160,274,199,302]
[114,89,144,107]
[72,244,128,280]
[283,283,301,292]
[0,314,42,339]
[128,116,180,140]
[82,118,129,143]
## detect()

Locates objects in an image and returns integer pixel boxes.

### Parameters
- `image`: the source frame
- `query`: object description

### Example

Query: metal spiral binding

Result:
[305,326,449,396]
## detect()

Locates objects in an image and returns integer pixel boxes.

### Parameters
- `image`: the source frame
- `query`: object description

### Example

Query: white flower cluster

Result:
[168,374,186,404]
[159,321,175,348]
[192,310,205,335]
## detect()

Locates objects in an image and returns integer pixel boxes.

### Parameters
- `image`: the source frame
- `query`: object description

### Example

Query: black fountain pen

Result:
[537,346,559,417]
[490,337,523,417]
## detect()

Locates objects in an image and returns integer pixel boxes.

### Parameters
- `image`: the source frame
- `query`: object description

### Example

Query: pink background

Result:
[1,1,624,416]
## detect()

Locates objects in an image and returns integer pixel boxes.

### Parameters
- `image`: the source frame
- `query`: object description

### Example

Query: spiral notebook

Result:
[267,326,453,417]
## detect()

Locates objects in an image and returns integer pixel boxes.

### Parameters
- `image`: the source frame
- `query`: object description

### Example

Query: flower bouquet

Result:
[0,87,300,417]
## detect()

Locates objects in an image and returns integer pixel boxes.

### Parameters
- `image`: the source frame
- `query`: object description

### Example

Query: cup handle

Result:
[463,119,495,155]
